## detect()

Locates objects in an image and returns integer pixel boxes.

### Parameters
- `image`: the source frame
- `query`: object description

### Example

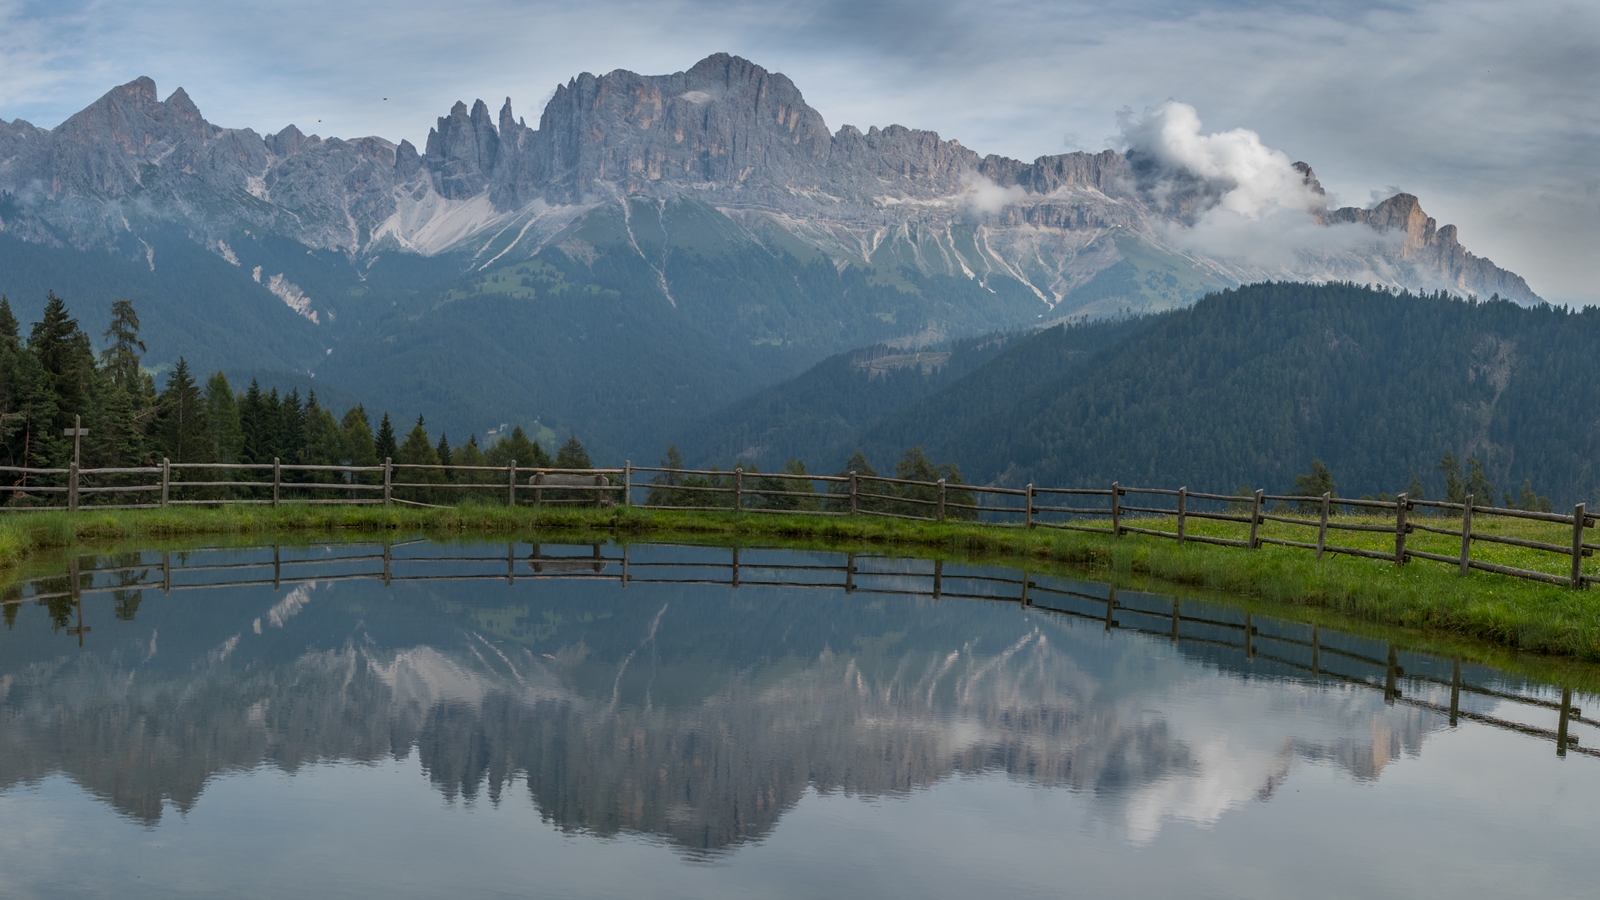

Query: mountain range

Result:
[0,54,1541,457]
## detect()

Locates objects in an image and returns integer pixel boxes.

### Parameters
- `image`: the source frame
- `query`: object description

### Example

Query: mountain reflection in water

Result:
[0,542,1593,856]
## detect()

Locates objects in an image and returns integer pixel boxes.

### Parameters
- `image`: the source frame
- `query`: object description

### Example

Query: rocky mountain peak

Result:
[0,57,1544,308]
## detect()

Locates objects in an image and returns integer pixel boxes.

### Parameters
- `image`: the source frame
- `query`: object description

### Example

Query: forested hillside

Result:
[674,317,1149,471]
[0,294,589,501]
[849,283,1600,504]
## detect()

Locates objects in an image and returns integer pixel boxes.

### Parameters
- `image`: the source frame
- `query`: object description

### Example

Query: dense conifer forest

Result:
[0,293,558,495]
[848,283,1600,505]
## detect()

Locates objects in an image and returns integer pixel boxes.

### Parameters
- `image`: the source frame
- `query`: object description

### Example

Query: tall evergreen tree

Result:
[277,389,306,466]
[554,435,591,470]
[1438,453,1465,505]
[436,432,453,469]
[454,435,490,486]
[339,406,378,488]
[239,380,268,463]
[154,358,214,464]
[396,416,443,500]
[374,412,398,462]
[99,300,145,394]
[205,372,243,464]
[304,396,344,476]
[0,296,16,347]
[485,426,549,467]
[1465,456,1494,506]
[27,292,96,464]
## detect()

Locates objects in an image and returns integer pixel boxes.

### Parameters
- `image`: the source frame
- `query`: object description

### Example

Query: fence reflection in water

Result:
[5,539,1593,760]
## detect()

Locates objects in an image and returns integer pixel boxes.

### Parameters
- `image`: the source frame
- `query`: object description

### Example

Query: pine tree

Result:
[205,372,243,464]
[1292,459,1337,513]
[484,426,548,467]
[396,415,442,500]
[554,435,591,469]
[1438,453,1465,505]
[828,450,879,512]
[278,389,305,467]
[647,443,687,507]
[454,435,490,487]
[154,358,214,464]
[436,432,453,469]
[239,380,267,463]
[304,398,343,478]
[27,292,97,463]
[374,412,398,463]
[99,300,146,393]
[0,296,17,348]
[1464,457,1494,507]
[339,406,378,489]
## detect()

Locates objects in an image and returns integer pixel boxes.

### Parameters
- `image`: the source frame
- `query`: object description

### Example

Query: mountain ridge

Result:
[1,53,1537,314]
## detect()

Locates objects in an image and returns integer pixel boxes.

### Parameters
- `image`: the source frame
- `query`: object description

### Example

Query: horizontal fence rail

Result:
[5,541,1592,760]
[3,460,1596,591]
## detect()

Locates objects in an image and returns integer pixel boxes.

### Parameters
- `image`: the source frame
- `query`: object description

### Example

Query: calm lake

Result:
[2,540,1596,899]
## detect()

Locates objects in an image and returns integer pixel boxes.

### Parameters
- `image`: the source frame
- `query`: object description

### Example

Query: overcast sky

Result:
[1,0,1595,303]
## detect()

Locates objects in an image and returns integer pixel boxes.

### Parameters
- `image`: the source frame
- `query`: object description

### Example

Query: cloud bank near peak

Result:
[1119,101,1399,271]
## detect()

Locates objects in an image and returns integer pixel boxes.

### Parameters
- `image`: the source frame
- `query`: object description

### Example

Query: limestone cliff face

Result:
[0,54,1541,307]
[1325,193,1537,300]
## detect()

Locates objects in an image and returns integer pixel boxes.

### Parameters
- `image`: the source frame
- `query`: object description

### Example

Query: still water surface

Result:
[1,540,1596,898]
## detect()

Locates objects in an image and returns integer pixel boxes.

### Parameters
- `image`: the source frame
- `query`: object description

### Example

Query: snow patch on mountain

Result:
[252,265,318,323]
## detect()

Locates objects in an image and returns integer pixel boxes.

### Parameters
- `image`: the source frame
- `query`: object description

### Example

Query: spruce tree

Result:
[205,372,243,464]
[454,435,488,485]
[554,435,591,470]
[154,358,214,464]
[99,300,146,393]
[374,413,398,462]
[395,416,442,500]
[1292,459,1337,513]
[339,406,378,488]
[1465,457,1494,507]
[28,292,97,461]
[278,389,305,466]
[1438,453,1465,505]
[485,426,548,467]
[0,296,17,347]
[239,380,267,463]
[305,400,343,474]
[436,432,453,469]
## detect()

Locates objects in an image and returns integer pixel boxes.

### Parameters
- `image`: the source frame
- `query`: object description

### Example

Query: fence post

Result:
[594,473,605,509]
[1394,492,1409,565]
[937,478,946,523]
[1459,493,1474,578]
[67,461,78,512]
[533,471,543,508]
[508,461,517,508]
[1249,488,1264,549]
[1571,503,1586,590]
[383,458,392,507]
[1025,484,1034,528]
[1176,487,1187,544]
[734,467,743,512]
[1111,482,1121,537]
[849,471,858,516]
[1317,492,1330,559]
[273,457,281,507]
[624,461,632,507]
[161,458,170,508]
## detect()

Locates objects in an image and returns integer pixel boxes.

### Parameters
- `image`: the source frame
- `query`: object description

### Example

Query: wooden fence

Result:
[2,459,1595,590]
[4,541,1591,759]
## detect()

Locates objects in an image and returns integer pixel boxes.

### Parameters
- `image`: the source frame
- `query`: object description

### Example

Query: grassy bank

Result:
[4,503,1600,663]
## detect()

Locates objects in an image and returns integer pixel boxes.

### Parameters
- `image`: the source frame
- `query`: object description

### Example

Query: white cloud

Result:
[960,176,1027,215]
